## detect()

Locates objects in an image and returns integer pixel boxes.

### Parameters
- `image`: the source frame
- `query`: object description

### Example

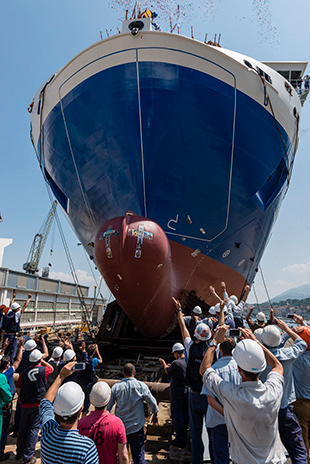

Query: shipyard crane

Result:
[23,201,57,274]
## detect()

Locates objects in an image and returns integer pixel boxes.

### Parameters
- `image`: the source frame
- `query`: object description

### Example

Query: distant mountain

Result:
[271,283,310,303]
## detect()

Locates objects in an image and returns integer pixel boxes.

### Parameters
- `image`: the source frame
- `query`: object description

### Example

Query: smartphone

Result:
[72,362,86,370]
[287,314,295,319]
[229,328,241,338]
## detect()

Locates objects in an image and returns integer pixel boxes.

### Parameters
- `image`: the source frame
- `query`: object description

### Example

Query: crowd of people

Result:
[0,284,309,464]
[168,282,310,464]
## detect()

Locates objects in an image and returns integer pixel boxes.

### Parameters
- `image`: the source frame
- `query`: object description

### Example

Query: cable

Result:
[252,283,260,310]
[45,184,94,336]
[259,265,273,309]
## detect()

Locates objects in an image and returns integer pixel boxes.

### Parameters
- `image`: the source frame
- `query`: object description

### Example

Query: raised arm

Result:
[41,336,49,360]
[209,286,222,304]
[21,294,32,315]
[274,318,302,342]
[12,337,24,371]
[45,361,76,402]
[94,344,102,363]
[9,292,16,310]
[218,301,225,327]
[241,285,250,303]
[245,306,254,323]
[172,297,190,343]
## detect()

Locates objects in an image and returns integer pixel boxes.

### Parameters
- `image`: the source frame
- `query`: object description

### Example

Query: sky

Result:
[0,0,309,304]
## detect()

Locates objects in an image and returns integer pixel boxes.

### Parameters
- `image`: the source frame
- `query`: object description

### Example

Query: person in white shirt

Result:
[200,325,286,464]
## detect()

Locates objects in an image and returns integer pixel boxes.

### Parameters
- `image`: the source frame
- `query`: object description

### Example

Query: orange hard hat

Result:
[299,326,310,350]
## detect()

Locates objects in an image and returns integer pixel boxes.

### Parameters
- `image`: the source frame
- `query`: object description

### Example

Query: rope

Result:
[259,265,273,309]
[252,283,260,310]
[82,247,99,287]
[135,50,148,218]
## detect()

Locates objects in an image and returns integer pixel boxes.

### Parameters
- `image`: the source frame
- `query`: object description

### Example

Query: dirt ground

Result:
[1,401,176,463]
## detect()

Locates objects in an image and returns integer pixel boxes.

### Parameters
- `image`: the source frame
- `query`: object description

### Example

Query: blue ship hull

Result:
[30,29,299,335]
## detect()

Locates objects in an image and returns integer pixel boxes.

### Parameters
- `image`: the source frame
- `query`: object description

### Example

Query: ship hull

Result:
[30,30,301,336]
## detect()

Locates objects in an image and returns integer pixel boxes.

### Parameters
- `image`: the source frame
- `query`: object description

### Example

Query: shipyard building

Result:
[0,267,106,332]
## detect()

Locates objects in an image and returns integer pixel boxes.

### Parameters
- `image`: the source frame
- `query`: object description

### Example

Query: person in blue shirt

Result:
[201,337,241,464]
[40,361,99,464]
[107,363,158,464]
[260,319,308,464]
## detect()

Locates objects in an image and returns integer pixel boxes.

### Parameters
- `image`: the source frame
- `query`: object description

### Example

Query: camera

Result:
[228,328,241,338]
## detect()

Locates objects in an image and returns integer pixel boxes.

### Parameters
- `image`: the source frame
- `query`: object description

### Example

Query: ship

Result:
[29,12,309,337]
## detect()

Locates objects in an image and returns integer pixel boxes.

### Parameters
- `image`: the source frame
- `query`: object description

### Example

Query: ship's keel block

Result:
[94,212,174,337]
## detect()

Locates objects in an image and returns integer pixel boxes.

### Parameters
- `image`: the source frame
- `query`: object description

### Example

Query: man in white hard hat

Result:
[183,306,203,339]
[159,342,188,448]
[12,336,48,438]
[173,297,211,464]
[260,320,308,464]
[107,363,158,464]
[220,281,251,328]
[201,336,241,464]
[245,307,266,332]
[200,325,285,464]
[46,346,64,387]
[1,293,32,363]
[78,382,129,464]
[40,362,98,464]
[16,349,53,464]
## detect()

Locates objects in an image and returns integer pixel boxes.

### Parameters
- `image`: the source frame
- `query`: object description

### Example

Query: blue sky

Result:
[0,0,309,303]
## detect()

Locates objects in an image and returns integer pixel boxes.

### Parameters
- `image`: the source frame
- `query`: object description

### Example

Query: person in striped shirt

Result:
[40,361,98,464]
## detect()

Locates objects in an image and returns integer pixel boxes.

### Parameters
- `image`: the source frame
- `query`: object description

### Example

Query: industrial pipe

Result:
[101,378,170,402]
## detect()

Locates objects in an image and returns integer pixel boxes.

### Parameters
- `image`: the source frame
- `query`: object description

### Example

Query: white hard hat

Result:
[208,306,216,316]
[215,303,228,314]
[232,339,266,373]
[172,342,185,353]
[63,349,76,362]
[194,323,211,341]
[24,339,37,352]
[29,349,43,363]
[90,382,111,408]
[226,299,236,311]
[193,306,202,315]
[52,347,64,359]
[230,295,238,305]
[11,302,20,311]
[54,382,85,419]
[253,328,264,343]
[256,312,266,322]
[261,325,281,348]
